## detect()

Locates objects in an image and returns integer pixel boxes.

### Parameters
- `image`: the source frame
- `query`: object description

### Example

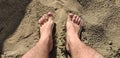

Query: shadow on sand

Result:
[0,0,32,57]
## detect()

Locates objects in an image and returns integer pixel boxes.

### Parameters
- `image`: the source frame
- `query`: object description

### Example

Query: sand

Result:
[0,0,120,58]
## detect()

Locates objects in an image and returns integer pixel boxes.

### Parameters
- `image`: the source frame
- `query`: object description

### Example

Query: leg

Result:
[22,12,54,58]
[66,13,104,58]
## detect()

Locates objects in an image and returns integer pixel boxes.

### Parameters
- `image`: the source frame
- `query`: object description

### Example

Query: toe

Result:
[72,15,77,23]
[47,12,53,21]
[67,13,73,21]
[39,16,45,26]
[75,16,79,24]
[48,12,53,16]
[39,13,48,26]
[44,14,48,22]
[78,17,81,25]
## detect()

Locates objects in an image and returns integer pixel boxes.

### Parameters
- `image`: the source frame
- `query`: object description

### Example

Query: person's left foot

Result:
[38,12,54,52]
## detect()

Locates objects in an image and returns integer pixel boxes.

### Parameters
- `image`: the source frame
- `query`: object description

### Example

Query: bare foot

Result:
[22,12,54,58]
[66,13,82,53]
[66,13,103,58]
[66,13,82,35]
[39,12,54,52]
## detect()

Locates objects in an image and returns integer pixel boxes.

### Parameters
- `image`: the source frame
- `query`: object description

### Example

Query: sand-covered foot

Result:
[66,13,82,35]
[66,13,103,58]
[39,12,54,52]
[22,12,54,58]
[66,13,82,53]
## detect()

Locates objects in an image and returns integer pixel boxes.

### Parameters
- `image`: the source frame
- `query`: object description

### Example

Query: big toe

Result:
[47,12,53,21]
[67,13,74,21]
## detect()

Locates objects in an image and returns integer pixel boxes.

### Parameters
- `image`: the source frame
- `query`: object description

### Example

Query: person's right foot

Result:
[66,13,82,53]
[66,13,104,58]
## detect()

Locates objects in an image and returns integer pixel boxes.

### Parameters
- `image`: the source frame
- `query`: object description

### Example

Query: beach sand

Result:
[0,0,120,58]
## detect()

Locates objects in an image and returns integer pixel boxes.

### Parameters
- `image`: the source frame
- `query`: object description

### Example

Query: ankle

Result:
[67,32,78,38]
[40,32,52,39]
[37,37,52,50]
[41,31,51,37]
[67,33,80,42]
[36,43,50,54]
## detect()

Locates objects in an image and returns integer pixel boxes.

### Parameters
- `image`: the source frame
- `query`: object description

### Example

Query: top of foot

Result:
[39,12,54,36]
[66,13,82,53]
[38,12,54,52]
[67,13,82,36]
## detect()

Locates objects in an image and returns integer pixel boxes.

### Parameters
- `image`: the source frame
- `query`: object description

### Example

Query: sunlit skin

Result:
[22,12,103,58]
